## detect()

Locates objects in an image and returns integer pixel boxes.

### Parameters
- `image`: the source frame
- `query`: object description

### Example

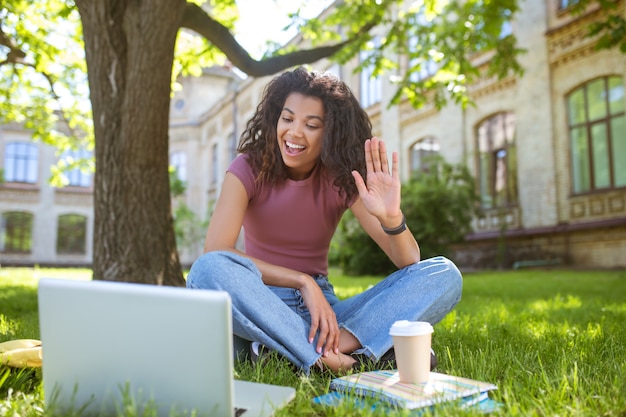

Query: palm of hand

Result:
[354,137,402,220]
[361,170,401,219]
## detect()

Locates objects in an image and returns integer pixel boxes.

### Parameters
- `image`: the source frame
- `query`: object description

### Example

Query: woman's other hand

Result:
[298,276,340,356]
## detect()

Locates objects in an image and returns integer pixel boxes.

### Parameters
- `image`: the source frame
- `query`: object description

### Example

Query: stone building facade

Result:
[1,0,624,268]
[0,122,94,266]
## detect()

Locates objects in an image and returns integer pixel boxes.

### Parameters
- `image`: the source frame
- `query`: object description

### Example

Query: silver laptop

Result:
[38,278,295,417]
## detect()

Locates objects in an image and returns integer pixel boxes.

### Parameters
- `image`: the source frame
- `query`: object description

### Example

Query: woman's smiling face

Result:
[276,92,325,180]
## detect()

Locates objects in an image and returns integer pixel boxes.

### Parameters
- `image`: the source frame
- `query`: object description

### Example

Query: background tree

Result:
[1,0,524,285]
[567,0,626,52]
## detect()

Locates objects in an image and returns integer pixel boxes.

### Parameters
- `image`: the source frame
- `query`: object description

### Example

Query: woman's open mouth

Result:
[285,141,306,155]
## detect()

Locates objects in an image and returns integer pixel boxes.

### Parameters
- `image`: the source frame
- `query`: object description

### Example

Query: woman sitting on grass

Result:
[187,67,462,374]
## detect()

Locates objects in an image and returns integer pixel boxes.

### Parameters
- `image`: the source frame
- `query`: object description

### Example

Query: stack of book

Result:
[314,370,500,413]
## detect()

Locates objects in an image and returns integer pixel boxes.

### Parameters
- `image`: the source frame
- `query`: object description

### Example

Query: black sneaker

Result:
[431,349,438,370]
[350,350,393,371]
[250,341,273,366]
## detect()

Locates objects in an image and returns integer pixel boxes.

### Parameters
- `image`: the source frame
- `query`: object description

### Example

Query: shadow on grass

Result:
[0,284,40,339]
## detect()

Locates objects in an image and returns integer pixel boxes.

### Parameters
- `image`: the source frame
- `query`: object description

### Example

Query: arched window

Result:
[476,112,518,208]
[3,142,38,183]
[1,211,33,253]
[567,76,625,193]
[410,137,440,174]
[57,214,87,254]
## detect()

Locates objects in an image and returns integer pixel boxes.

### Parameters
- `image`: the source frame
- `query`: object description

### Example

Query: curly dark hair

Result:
[238,66,372,203]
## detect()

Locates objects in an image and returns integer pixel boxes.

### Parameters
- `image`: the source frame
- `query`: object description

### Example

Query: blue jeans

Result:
[186,251,462,373]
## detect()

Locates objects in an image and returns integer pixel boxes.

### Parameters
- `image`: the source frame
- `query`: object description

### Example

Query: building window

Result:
[169,151,187,183]
[407,10,438,83]
[211,143,219,187]
[410,137,440,174]
[228,132,238,163]
[408,35,439,83]
[359,37,382,108]
[60,148,92,187]
[56,214,87,254]
[476,112,518,208]
[567,76,625,193]
[0,211,33,253]
[3,142,38,183]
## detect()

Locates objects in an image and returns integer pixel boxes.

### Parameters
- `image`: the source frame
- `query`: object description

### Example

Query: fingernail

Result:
[317,347,322,354]
[309,338,313,344]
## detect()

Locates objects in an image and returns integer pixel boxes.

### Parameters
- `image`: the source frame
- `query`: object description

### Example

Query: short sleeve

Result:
[227,154,257,200]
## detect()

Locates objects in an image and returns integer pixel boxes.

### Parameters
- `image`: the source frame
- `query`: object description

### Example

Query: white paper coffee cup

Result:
[389,320,433,384]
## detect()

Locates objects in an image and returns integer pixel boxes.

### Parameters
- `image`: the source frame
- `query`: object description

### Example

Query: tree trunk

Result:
[76,0,186,286]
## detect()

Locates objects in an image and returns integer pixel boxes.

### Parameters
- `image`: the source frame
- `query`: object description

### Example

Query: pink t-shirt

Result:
[228,154,355,276]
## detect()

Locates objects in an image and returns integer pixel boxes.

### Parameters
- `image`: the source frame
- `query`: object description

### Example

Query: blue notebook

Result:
[314,370,500,413]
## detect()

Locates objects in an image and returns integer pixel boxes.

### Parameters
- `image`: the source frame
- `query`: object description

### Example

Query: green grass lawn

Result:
[1,266,625,416]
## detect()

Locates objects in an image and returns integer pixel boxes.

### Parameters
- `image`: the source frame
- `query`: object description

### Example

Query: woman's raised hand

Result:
[351,137,403,226]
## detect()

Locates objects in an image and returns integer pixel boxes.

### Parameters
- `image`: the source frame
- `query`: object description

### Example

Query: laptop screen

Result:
[38,278,235,417]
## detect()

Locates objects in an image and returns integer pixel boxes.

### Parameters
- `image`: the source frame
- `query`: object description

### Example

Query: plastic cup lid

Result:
[389,320,434,336]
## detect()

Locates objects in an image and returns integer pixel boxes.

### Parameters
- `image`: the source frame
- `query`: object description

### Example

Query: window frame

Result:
[409,136,440,175]
[56,213,87,255]
[228,132,238,163]
[407,11,439,84]
[211,142,219,187]
[475,112,518,209]
[60,148,92,187]
[0,211,34,253]
[566,76,626,194]
[3,142,38,184]
[359,37,383,108]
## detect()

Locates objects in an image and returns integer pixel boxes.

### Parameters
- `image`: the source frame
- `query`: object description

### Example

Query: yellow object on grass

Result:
[0,339,42,368]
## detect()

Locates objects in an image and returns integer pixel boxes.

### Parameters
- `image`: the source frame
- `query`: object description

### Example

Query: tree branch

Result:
[2,55,84,140]
[0,26,27,63]
[180,2,378,77]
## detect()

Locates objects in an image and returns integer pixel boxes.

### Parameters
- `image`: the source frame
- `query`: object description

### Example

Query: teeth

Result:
[286,141,305,150]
